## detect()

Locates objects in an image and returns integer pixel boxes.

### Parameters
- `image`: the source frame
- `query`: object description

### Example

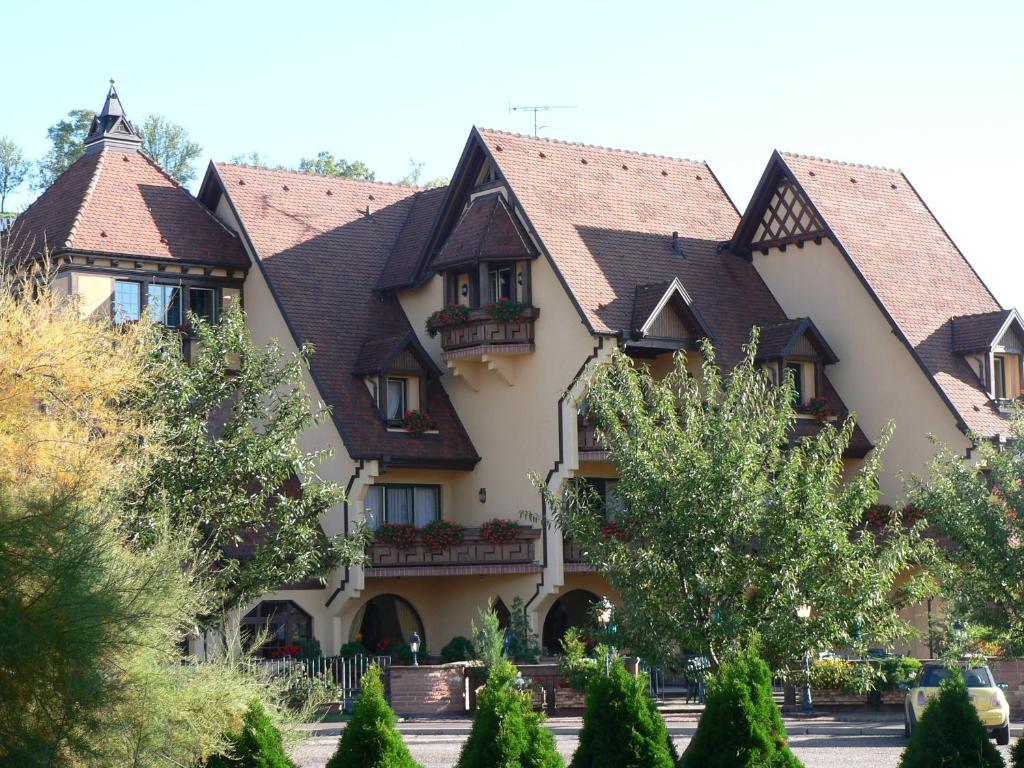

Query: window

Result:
[240,600,311,656]
[147,284,182,326]
[580,478,624,520]
[489,265,514,302]
[385,377,408,420]
[994,355,1007,400]
[188,287,217,323]
[364,484,440,529]
[113,280,142,324]
[786,362,804,406]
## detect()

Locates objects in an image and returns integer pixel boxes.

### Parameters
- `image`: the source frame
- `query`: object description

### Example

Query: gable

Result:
[646,302,691,339]
[731,157,827,256]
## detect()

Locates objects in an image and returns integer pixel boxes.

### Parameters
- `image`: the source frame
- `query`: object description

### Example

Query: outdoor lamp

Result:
[409,631,421,667]
[796,604,813,713]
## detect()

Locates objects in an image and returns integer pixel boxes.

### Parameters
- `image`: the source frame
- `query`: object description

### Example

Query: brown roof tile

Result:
[376,185,447,292]
[431,193,536,271]
[779,152,1009,436]
[951,310,1017,353]
[6,149,248,268]
[212,164,478,468]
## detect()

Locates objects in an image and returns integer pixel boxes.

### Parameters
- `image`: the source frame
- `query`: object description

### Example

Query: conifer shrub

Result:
[326,664,421,768]
[898,671,1003,768]
[455,660,563,768]
[205,698,295,768]
[679,649,803,768]
[442,635,477,663]
[1010,735,1024,768]
[570,658,676,768]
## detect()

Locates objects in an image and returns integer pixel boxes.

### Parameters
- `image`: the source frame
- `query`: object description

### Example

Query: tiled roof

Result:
[778,152,1008,436]
[5,149,248,268]
[376,185,447,292]
[211,164,478,467]
[951,310,1015,353]
[475,128,779,370]
[473,129,869,451]
[631,282,673,332]
[756,317,838,364]
[430,193,536,271]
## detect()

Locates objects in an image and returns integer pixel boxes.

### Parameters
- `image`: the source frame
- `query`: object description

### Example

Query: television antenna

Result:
[508,104,578,136]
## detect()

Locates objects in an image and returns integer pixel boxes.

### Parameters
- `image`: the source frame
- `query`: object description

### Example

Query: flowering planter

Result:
[368,526,540,568]
[807,689,869,707]
[554,687,587,711]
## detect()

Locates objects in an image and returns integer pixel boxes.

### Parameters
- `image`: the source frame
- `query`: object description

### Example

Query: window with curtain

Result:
[386,377,408,420]
[364,485,441,529]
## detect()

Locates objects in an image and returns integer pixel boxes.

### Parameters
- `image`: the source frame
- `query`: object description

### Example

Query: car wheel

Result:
[995,722,1010,746]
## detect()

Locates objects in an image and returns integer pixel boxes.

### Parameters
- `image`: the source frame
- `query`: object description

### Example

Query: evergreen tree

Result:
[1010,735,1024,768]
[206,699,295,768]
[898,671,1003,768]
[680,650,803,768]
[456,661,563,768]
[326,665,420,768]
[570,659,676,768]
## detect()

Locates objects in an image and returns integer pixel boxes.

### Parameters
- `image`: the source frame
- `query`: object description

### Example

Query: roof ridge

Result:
[136,151,244,244]
[780,151,901,174]
[215,162,423,190]
[65,151,107,250]
[477,126,707,166]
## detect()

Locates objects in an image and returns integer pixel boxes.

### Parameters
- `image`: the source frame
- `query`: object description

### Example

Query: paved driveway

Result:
[291,729,1013,768]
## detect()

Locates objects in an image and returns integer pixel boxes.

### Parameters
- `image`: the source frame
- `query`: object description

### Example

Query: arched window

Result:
[350,594,425,656]
[542,589,599,651]
[241,600,312,657]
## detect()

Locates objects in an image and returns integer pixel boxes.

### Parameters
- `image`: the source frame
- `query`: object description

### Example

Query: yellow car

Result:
[904,662,1010,745]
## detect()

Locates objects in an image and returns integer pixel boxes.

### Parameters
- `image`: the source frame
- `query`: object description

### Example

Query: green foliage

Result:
[898,671,1003,768]
[340,641,371,659]
[680,649,803,768]
[0,136,30,211]
[508,596,542,663]
[913,411,1024,654]
[138,114,202,184]
[807,659,879,693]
[281,666,339,710]
[119,302,369,619]
[472,603,507,669]
[299,151,375,180]
[558,628,599,692]
[390,641,428,666]
[539,338,926,669]
[456,661,563,768]
[442,636,477,663]
[1010,735,1024,768]
[570,659,676,768]
[206,698,296,768]
[880,656,922,688]
[36,108,94,188]
[296,636,323,660]
[326,665,421,768]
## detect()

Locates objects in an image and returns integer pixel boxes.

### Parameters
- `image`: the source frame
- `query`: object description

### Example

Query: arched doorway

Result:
[241,600,312,657]
[542,589,599,651]
[350,594,425,655]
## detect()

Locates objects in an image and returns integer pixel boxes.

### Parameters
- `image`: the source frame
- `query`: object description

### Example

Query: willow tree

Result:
[540,337,927,669]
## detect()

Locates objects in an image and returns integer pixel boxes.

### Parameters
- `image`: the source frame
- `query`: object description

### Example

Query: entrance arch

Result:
[241,600,312,657]
[349,594,425,655]
[542,589,599,651]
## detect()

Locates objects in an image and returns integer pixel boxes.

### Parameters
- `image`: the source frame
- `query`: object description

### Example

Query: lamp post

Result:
[596,596,615,675]
[796,603,813,713]
[409,631,421,667]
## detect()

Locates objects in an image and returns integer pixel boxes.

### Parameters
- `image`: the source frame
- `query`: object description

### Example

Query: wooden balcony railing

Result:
[577,417,609,459]
[367,526,541,569]
[439,307,538,357]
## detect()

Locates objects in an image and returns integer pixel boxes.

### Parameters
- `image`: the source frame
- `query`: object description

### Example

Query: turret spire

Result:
[83,79,142,153]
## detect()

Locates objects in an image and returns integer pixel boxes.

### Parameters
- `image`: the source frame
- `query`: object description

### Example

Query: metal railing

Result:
[248,654,392,707]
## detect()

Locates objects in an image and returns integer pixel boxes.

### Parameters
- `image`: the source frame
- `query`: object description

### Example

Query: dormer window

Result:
[385,377,409,421]
[755,317,839,414]
[352,332,443,430]
[953,309,1024,407]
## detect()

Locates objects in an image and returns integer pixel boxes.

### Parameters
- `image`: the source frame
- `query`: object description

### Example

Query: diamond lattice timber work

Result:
[751,177,826,252]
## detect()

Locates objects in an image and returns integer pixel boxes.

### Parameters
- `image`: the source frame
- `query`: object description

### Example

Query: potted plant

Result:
[805,396,834,422]
[400,409,436,435]
[420,519,464,552]
[425,304,470,337]
[377,523,420,551]
[480,518,521,546]
[485,297,526,323]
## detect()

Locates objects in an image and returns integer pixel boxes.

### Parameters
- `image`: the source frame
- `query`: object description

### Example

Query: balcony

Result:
[577,416,610,461]
[562,537,593,572]
[438,306,539,360]
[365,526,542,577]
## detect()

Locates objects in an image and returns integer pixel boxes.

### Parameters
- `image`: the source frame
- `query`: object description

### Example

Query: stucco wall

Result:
[752,238,971,503]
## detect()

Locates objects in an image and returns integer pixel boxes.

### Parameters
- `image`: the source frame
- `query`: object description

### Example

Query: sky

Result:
[3,0,1022,307]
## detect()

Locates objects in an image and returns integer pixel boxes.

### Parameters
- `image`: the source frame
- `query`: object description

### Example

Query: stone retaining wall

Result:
[390,664,469,716]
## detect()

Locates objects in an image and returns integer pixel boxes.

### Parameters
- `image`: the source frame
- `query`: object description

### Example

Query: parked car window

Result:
[920,665,993,688]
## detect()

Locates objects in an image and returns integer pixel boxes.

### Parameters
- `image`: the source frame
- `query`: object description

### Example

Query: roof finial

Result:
[84,79,141,154]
